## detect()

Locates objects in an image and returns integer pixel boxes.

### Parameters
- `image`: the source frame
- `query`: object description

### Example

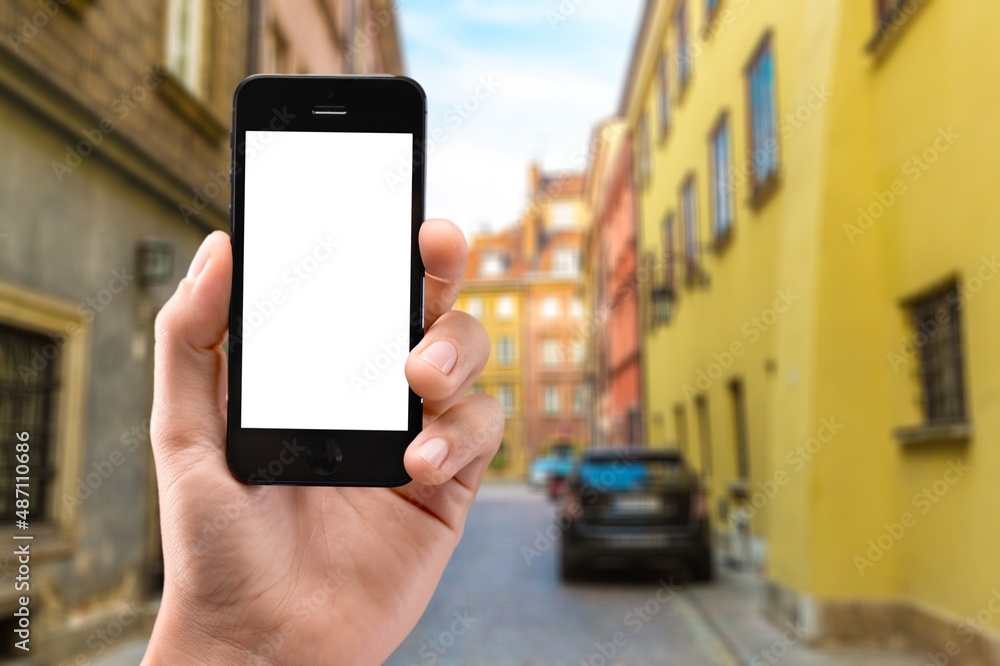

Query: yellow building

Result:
[457,164,591,479]
[620,0,1000,657]
[455,230,525,478]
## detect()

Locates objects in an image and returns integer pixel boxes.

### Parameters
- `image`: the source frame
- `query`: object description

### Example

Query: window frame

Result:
[540,296,561,320]
[709,112,734,246]
[695,395,713,480]
[910,283,967,425]
[498,385,515,415]
[542,385,561,415]
[572,386,587,414]
[497,335,515,366]
[165,0,209,98]
[744,33,780,205]
[541,339,561,368]
[495,295,515,321]
[705,0,722,23]
[680,174,700,285]
[656,49,671,139]
[466,296,484,319]
[0,283,89,554]
[674,0,691,94]
[729,379,750,480]
[553,247,580,275]
[479,249,507,277]
[867,0,930,53]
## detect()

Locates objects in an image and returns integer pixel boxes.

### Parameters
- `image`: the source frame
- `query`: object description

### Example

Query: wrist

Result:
[142,594,276,666]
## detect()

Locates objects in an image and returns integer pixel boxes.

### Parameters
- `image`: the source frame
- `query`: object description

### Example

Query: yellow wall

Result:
[456,286,525,477]
[812,0,1000,619]
[620,0,1000,633]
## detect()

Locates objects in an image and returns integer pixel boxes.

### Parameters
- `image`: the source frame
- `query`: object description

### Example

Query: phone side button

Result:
[307,437,342,476]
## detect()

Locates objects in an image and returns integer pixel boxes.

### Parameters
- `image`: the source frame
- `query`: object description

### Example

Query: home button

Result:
[306,437,342,476]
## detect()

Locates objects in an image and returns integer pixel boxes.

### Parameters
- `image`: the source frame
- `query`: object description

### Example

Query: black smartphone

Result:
[226,75,426,486]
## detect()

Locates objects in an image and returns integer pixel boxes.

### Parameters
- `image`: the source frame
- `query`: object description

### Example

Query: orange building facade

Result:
[584,120,644,446]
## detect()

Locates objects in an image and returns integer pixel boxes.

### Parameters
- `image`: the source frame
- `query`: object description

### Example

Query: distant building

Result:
[521,165,589,464]
[459,228,526,477]
[0,0,401,661]
[583,119,642,447]
[458,163,589,478]
[618,0,1000,657]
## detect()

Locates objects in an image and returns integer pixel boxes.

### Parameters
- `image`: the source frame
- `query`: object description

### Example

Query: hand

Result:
[142,220,503,665]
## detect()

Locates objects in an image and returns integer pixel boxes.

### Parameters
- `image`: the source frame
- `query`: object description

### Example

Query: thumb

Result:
[151,231,232,476]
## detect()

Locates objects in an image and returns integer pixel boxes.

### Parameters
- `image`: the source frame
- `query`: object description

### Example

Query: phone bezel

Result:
[227,75,426,487]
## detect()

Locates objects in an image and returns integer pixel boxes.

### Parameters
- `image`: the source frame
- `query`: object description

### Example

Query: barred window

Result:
[0,324,59,523]
[910,284,966,424]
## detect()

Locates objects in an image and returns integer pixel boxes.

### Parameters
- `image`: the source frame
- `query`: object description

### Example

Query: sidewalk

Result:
[687,564,924,666]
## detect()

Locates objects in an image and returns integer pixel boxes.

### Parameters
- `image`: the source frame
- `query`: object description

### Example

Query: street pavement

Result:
[93,482,923,666]
[386,483,738,666]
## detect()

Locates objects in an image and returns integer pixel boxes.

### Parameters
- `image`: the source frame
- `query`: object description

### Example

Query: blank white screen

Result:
[241,130,413,431]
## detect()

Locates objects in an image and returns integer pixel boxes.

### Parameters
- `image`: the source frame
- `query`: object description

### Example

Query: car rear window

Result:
[578,458,682,492]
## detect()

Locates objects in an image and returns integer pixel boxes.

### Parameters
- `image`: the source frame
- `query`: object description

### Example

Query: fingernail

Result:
[417,437,449,470]
[419,340,457,375]
[187,234,213,279]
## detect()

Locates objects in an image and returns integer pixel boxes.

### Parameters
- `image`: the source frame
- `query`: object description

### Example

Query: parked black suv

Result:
[558,448,713,582]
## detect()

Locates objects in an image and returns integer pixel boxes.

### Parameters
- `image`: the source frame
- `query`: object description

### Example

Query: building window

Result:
[469,384,485,395]
[695,395,712,479]
[868,0,928,50]
[551,202,576,229]
[746,35,779,196]
[680,175,700,283]
[709,113,734,241]
[651,213,678,327]
[657,50,670,137]
[541,296,561,320]
[664,213,678,291]
[568,340,584,366]
[674,0,691,92]
[498,385,515,415]
[542,339,560,367]
[497,335,515,366]
[636,114,651,188]
[166,0,207,96]
[495,295,515,320]
[910,283,966,424]
[674,403,689,457]
[466,297,484,319]
[480,250,507,277]
[0,325,58,524]
[543,386,561,415]
[569,298,583,320]
[572,386,587,414]
[729,379,750,479]
[0,285,89,543]
[553,247,580,275]
[706,0,721,21]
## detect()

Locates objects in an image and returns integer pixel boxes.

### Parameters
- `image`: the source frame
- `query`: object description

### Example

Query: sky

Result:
[396,0,645,239]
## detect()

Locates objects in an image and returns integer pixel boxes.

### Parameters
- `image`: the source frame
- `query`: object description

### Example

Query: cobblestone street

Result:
[386,484,737,666]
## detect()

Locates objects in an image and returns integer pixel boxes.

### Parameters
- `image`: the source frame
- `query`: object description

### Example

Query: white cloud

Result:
[397,0,644,237]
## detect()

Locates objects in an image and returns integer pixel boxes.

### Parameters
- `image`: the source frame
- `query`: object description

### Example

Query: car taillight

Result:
[691,488,707,520]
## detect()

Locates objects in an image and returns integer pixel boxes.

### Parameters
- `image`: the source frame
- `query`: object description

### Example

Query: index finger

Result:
[419,218,468,328]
